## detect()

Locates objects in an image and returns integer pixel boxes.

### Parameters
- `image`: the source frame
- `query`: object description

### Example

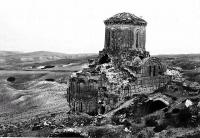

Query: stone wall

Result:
[104,25,146,54]
[67,77,100,115]
[67,73,171,115]
[69,98,97,115]
[122,76,171,97]
[141,57,166,77]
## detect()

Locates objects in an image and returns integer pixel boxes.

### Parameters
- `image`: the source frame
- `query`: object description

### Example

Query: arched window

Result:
[153,66,156,76]
[130,30,134,47]
[73,101,76,111]
[158,66,162,75]
[105,28,110,49]
[124,86,130,96]
[136,31,140,48]
[79,82,85,92]
[76,102,79,111]
[149,65,152,76]
[79,101,83,112]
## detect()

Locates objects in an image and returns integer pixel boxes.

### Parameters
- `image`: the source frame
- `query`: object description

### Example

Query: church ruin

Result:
[67,12,171,115]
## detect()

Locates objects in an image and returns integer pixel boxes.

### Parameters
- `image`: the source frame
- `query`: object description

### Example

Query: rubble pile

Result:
[97,63,134,94]
[165,67,183,82]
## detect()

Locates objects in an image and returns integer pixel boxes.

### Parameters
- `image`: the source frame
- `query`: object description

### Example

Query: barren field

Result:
[0,51,93,124]
[0,71,70,123]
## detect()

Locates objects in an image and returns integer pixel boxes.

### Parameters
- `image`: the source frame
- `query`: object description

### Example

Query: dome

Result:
[104,12,147,26]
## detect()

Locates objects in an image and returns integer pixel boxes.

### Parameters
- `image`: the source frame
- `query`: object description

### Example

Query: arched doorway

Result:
[7,77,16,82]
[143,100,168,114]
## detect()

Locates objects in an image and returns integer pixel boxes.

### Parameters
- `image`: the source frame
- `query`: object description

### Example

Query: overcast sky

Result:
[0,0,200,55]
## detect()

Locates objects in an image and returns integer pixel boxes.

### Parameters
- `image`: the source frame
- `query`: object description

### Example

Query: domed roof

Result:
[141,57,162,66]
[141,57,167,72]
[104,12,147,26]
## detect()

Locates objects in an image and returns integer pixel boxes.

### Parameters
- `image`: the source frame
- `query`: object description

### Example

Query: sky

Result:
[0,0,200,55]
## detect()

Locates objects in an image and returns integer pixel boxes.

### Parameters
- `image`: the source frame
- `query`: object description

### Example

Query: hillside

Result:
[0,51,23,56]
[0,51,97,70]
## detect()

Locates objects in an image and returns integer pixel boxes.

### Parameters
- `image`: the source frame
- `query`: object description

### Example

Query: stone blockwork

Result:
[104,25,146,53]
[67,12,171,115]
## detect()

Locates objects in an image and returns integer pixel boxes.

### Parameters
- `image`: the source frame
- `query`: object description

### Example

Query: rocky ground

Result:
[2,94,200,137]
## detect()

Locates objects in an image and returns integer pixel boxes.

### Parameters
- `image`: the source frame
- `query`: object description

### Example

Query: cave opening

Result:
[42,65,55,69]
[99,54,111,64]
[45,78,55,82]
[144,100,168,114]
[7,77,16,82]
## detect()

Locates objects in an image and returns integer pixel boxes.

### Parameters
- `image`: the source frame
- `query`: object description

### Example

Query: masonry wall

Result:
[68,75,171,115]
[104,25,146,53]
[67,78,99,115]
[69,98,97,114]
[141,63,162,77]
[122,76,171,97]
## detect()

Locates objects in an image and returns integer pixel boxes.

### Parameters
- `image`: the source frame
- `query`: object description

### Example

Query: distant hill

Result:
[0,51,98,67]
[155,53,200,58]
[0,51,23,56]
[154,53,200,70]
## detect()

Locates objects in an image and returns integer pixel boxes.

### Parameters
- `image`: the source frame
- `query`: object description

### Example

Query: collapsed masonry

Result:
[67,12,171,115]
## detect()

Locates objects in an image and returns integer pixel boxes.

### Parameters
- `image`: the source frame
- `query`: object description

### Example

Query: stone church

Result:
[67,12,171,115]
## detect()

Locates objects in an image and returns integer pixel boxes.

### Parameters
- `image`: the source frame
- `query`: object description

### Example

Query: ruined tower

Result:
[104,12,147,54]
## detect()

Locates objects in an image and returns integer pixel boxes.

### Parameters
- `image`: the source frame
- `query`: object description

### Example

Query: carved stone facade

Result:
[67,76,100,115]
[103,12,147,56]
[67,12,171,115]
[104,25,146,53]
